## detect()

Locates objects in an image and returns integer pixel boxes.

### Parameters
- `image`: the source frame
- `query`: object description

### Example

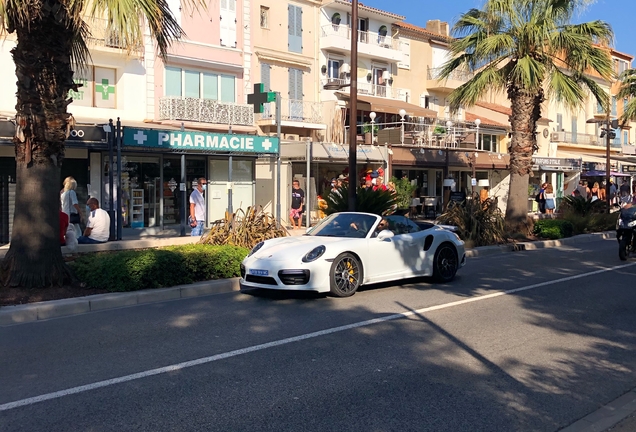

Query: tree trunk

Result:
[505,87,543,231]
[1,1,77,287]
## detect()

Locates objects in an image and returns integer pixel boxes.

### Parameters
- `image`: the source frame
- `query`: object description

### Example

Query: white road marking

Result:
[2,262,635,412]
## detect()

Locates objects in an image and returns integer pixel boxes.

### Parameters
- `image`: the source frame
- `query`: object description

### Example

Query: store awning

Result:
[280,142,385,162]
[337,92,437,118]
[391,147,509,169]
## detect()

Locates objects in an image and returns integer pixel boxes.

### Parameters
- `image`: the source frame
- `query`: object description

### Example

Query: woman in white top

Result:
[60,176,82,237]
[544,183,556,214]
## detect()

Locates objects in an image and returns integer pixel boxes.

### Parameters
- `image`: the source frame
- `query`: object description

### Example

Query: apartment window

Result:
[615,128,622,145]
[612,96,617,116]
[624,98,629,113]
[165,67,236,102]
[571,116,577,141]
[624,131,629,145]
[260,6,269,29]
[220,0,237,48]
[288,4,302,53]
[327,59,341,80]
[70,66,117,109]
[597,100,604,114]
[479,134,498,152]
[556,113,563,131]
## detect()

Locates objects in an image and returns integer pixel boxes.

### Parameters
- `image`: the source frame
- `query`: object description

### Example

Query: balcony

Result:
[261,98,323,125]
[321,78,408,101]
[426,67,473,93]
[159,97,254,126]
[85,17,144,57]
[321,25,406,63]
[550,131,601,147]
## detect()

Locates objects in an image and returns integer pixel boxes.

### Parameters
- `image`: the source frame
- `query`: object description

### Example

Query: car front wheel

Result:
[329,252,362,297]
[432,243,458,283]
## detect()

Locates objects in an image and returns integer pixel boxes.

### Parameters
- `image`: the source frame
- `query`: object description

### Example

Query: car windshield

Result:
[309,213,378,238]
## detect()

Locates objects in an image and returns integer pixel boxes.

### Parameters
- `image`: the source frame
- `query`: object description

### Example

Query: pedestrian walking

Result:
[60,176,82,238]
[189,177,207,236]
[290,179,305,230]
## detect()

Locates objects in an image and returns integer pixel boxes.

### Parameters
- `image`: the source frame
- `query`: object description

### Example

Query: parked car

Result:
[240,212,466,297]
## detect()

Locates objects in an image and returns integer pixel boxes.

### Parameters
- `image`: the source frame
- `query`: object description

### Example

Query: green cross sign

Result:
[95,79,115,100]
[247,83,276,113]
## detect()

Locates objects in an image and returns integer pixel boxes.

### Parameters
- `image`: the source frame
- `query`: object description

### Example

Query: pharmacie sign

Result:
[123,128,279,154]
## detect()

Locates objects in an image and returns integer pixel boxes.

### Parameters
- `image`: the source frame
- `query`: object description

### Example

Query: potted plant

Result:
[390,176,417,214]
[362,123,379,144]
[433,125,446,135]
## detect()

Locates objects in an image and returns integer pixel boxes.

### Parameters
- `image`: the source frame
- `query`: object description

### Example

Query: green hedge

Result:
[71,244,249,292]
[533,219,574,240]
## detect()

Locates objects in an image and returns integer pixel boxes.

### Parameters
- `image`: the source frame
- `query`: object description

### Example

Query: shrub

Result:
[533,219,574,239]
[559,196,607,215]
[324,185,397,216]
[199,206,286,249]
[436,195,506,247]
[71,244,249,292]
[561,212,617,235]
[389,176,417,209]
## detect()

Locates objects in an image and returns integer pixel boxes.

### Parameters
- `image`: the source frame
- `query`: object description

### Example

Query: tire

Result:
[329,253,363,297]
[432,242,458,283]
[619,236,629,261]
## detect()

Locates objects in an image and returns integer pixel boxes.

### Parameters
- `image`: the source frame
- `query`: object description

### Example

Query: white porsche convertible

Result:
[240,212,466,297]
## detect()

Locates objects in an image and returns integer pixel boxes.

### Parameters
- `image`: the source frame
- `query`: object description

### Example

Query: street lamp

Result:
[399,108,406,145]
[369,111,376,145]
[586,112,615,213]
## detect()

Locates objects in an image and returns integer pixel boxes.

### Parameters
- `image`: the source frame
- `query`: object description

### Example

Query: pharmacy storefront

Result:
[95,127,279,232]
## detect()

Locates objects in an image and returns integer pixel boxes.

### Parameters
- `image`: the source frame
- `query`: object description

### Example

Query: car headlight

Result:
[249,241,265,257]
[302,245,326,263]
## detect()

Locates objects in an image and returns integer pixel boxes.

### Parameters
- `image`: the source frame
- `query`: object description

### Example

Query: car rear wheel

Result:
[432,242,458,283]
[329,253,362,297]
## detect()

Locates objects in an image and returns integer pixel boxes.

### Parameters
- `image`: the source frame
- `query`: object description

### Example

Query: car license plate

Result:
[249,269,269,276]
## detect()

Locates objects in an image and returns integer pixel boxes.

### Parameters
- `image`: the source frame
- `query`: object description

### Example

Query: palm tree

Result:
[618,69,636,124]
[439,0,614,229]
[0,0,191,287]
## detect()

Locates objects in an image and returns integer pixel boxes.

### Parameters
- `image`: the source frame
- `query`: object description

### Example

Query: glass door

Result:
[232,158,255,214]
[209,159,229,223]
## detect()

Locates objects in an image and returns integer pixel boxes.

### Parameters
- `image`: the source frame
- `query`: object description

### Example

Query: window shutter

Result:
[571,116,577,140]
[397,40,410,70]
[261,63,271,92]
[220,0,236,47]
[288,4,302,53]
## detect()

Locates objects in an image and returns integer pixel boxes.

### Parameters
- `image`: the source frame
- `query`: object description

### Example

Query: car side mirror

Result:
[377,230,394,241]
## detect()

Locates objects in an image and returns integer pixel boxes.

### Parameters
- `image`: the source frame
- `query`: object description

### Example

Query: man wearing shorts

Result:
[290,179,305,230]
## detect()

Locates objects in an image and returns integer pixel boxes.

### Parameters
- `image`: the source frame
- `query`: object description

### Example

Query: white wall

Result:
[0,40,147,123]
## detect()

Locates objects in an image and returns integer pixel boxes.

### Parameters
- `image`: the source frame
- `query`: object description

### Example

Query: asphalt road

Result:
[2,237,636,431]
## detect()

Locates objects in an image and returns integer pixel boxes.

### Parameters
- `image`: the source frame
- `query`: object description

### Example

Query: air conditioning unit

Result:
[285,134,300,141]
[550,132,565,142]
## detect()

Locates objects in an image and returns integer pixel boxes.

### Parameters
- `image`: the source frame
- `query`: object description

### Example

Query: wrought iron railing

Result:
[321,25,407,51]
[261,98,323,123]
[321,78,408,100]
[159,97,254,126]
[85,17,144,56]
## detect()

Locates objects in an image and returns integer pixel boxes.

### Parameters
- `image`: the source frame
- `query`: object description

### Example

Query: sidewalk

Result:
[0,226,306,260]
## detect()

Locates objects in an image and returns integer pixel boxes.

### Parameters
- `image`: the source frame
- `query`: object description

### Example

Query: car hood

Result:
[251,235,355,260]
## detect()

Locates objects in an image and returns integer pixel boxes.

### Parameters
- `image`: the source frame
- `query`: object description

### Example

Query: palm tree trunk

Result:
[1,3,77,287]
[505,87,543,230]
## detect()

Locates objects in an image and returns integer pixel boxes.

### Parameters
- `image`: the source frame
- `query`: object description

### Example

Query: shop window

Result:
[165,67,236,102]
[69,66,117,109]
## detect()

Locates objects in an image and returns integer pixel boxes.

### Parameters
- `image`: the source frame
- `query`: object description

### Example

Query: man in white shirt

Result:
[78,198,111,244]
[189,177,207,236]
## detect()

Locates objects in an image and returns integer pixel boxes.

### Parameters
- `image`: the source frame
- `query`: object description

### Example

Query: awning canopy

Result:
[337,92,438,118]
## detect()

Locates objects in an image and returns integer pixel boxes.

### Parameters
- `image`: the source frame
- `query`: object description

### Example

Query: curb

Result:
[464,231,615,258]
[0,231,616,326]
[0,278,241,326]
[560,388,636,432]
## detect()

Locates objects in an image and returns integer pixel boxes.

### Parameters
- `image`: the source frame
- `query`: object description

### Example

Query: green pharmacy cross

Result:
[247,83,276,113]
[96,79,115,100]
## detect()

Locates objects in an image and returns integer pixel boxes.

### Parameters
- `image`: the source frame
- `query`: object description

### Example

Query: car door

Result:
[365,233,410,283]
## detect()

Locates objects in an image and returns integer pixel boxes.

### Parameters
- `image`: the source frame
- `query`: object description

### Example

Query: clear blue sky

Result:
[360,0,635,60]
